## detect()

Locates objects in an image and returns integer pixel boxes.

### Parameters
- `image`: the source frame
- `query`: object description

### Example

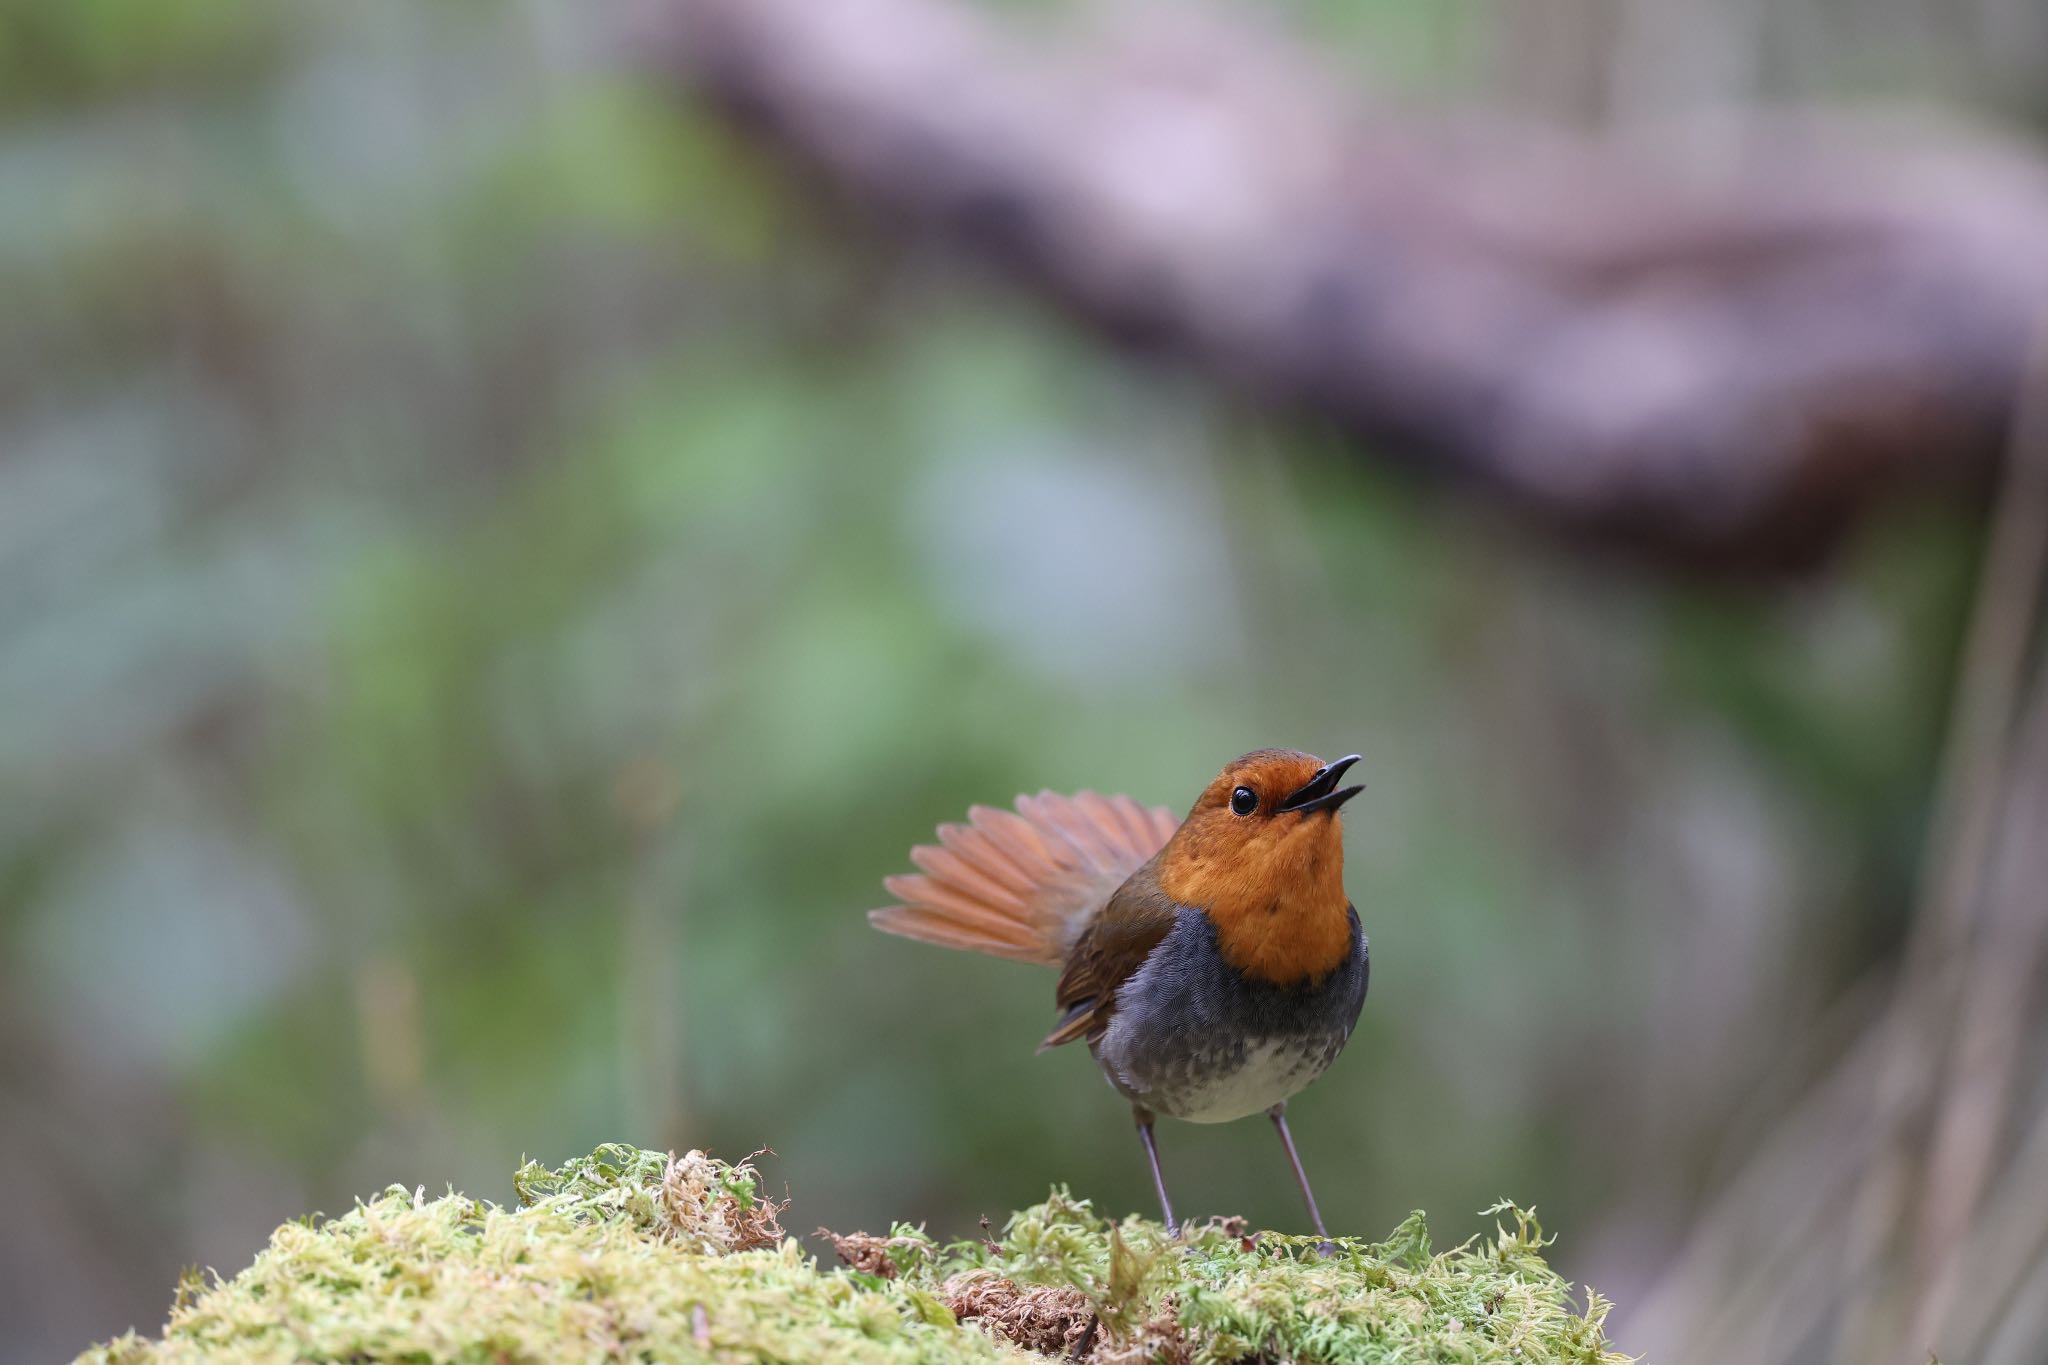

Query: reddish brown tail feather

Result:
[870,790,1180,965]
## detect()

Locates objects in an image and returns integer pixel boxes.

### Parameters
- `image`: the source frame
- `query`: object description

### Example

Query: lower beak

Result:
[1278,754,1363,815]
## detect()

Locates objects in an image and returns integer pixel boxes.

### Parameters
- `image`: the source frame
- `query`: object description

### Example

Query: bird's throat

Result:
[1156,819,1352,987]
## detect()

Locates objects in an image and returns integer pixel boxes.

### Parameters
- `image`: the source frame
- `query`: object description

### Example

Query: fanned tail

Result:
[869,790,1180,965]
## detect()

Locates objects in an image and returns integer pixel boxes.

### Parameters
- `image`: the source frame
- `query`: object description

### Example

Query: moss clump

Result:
[82,1143,1630,1364]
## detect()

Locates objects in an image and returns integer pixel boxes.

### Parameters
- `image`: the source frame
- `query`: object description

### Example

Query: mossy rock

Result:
[81,1143,1629,1363]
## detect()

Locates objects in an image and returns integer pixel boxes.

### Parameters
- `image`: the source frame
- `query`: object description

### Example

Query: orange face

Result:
[1154,749,1361,987]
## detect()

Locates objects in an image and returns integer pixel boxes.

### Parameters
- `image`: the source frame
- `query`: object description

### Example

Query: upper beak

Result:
[1277,754,1363,815]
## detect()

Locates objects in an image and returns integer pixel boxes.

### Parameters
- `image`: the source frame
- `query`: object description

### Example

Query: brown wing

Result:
[1039,866,1180,1051]
[871,790,1179,965]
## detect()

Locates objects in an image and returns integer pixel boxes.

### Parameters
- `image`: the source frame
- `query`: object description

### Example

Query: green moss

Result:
[81,1145,1629,1364]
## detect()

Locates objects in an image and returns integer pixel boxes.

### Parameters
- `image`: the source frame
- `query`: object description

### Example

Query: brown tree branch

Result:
[642,0,2048,566]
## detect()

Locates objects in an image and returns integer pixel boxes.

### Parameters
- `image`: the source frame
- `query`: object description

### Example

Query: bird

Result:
[870,749,1368,1238]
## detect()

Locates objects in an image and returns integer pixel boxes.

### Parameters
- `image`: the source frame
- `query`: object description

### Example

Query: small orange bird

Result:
[872,750,1367,1237]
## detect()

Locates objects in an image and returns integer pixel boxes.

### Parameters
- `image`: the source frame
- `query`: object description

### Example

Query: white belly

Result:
[1128,1036,1336,1124]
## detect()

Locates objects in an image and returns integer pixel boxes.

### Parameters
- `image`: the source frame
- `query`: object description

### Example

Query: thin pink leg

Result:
[1268,1102,1331,1241]
[1134,1106,1178,1234]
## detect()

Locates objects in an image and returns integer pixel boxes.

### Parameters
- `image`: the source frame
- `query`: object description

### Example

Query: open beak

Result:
[1277,754,1363,815]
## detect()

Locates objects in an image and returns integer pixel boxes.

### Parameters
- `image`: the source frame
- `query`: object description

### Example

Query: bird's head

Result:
[1155,749,1361,985]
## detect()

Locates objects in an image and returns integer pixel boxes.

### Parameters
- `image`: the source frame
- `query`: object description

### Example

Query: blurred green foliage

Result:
[0,0,2002,1360]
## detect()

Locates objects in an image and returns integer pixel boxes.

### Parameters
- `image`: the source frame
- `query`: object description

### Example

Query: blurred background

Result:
[3,0,2046,1362]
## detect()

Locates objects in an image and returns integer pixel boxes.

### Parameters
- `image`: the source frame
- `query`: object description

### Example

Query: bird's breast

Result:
[1090,906,1368,1123]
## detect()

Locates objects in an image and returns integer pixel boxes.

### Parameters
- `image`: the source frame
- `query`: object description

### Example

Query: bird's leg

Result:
[1133,1106,1178,1235]
[1267,1102,1332,1245]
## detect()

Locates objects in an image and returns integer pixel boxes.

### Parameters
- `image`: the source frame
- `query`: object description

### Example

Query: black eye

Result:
[1230,786,1258,816]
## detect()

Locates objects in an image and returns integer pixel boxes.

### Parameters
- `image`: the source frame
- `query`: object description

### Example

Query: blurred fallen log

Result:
[646,0,2048,567]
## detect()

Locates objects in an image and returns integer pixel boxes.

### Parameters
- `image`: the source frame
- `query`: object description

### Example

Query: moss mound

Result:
[81,1143,1629,1364]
